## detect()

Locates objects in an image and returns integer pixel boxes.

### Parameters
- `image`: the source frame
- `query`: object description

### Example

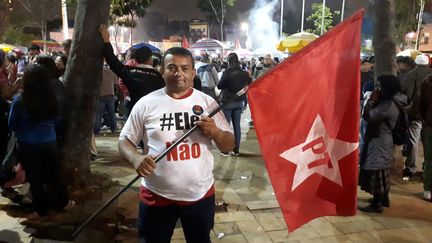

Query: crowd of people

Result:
[0,26,281,238]
[358,53,432,213]
[0,39,74,218]
[2,29,431,241]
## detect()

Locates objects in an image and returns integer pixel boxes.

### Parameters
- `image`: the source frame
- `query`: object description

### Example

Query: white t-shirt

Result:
[119,88,232,201]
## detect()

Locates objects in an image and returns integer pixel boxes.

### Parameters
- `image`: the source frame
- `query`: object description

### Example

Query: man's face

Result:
[163,54,195,93]
[29,49,40,57]
[55,56,65,70]
[361,62,371,72]
[263,55,273,65]
[397,62,410,72]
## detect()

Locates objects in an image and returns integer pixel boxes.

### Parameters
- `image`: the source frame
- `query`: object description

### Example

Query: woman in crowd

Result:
[359,75,409,213]
[8,64,72,218]
[217,53,251,156]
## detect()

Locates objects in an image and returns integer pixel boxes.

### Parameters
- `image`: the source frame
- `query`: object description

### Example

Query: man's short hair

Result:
[29,44,41,51]
[361,59,370,65]
[163,47,194,67]
[62,39,72,48]
[135,46,153,64]
[201,55,210,63]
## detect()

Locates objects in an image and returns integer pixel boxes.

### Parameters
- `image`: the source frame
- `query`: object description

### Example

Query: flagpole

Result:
[340,0,345,22]
[301,0,305,32]
[70,87,249,239]
[280,0,284,38]
[320,0,326,35]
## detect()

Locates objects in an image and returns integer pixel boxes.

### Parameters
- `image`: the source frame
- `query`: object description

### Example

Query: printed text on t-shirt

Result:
[160,112,200,131]
[165,141,201,161]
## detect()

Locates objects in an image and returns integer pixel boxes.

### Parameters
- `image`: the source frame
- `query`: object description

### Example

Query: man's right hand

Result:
[133,155,156,177]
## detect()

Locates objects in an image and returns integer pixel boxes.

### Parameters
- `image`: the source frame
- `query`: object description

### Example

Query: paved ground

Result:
[0,109,431,243]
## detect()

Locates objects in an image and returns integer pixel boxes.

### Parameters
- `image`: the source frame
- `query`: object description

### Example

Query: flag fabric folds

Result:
[248,10,364,232]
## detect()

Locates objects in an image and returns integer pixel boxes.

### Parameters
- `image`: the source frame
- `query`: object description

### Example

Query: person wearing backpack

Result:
[401,54,432,180]
[359,75,410,213]
[196,55,219,100]
[419,75,432,201]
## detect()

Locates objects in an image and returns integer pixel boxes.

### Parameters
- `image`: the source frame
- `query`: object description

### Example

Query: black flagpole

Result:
[71,87,248,239]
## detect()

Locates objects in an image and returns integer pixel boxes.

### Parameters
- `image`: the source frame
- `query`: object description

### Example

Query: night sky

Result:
[148,0,370,30]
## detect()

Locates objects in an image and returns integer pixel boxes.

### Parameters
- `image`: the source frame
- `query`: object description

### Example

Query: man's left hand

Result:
[195,117,220,140]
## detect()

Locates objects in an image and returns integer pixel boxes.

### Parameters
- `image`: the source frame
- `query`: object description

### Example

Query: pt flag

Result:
[248,10,363,232]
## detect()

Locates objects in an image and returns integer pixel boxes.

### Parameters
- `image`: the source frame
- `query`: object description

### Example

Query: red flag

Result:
[182,35,190,49]
[248,10,363,232]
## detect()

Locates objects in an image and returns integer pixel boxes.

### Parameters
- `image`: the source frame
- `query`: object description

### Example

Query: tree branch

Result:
[208,0,221,24]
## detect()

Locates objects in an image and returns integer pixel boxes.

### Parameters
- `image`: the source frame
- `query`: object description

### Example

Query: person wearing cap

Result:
[401,54,432,180]
[12,49,27,77]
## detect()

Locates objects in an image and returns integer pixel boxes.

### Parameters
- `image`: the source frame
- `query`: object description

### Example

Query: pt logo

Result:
[279,115,359,191]
[302,137,332,169]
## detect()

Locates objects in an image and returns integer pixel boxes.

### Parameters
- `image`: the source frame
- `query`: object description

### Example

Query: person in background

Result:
[62,39,72,57]
[396,56,415,82]
[94,63,118,134]
[27,44,41,64]
[8,64,73,218]
[196,55,219,99]
[12,49,26,77]
[401,54,432,180]
[54,54,68,83]
[359,75,409,213]
[217,53,251,156]
[419,74,432,201]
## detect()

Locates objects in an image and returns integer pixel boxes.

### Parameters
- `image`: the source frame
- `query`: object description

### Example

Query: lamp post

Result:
[241,22,252,49]
[301,0,305,32]
[280,0,284,38]
[320,0,326,35]
[341,0,346,22]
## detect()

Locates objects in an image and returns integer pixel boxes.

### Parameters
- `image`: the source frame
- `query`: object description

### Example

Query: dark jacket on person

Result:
[419,77,432,128]
[217,69,251,103]
[401,65,432,119]
[102,43,164,111]
[361,92,410,170]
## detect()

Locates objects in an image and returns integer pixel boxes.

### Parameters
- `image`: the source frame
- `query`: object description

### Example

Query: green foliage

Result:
[306,3,340,35]
[110,0,152,28]
[394,0,432,46]
[111,0,151,18]
[0,25,35,46]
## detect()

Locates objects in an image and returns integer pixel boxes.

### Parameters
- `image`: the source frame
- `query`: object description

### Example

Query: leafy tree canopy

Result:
[306,3,340,35]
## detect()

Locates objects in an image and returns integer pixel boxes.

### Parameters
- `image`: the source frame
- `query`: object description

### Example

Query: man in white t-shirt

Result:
[118,47,235,243]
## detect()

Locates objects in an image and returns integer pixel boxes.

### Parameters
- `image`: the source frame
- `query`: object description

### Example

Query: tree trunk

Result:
[61,0,111,188]
[373,0,396,81]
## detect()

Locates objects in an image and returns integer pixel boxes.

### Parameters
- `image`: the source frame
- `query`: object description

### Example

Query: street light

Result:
[241,22,252,49]
[241,22,249,31]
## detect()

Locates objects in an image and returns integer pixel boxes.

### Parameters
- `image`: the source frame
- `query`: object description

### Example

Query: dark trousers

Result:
[138,195,215,243]
[18,142,68,216]
[94,95,117,134]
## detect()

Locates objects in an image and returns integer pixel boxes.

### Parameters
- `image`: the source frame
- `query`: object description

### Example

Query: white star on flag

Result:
[280,115,359,191]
